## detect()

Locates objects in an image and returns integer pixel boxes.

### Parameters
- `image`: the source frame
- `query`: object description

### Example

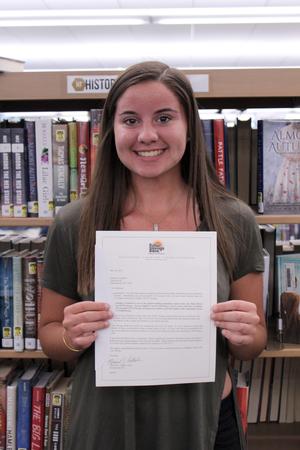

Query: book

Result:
[35,118,54,217]
[201,118,214,162]
[259,357,273,422]
[11,126,28,217]
[68,121,78,202]
[77,121,90,198]
[6,370,24,450]
[213,118,226,185]
[247,358,264,423]
[16,363,42,450]
[22,251,38,350]
[269,357,283,422]
[36,252,44,350]
[276,253,300,344]
[52,122,69,214]
[294,358,300,422]
[262,248,270,316]
[0,362,18,450]
[43,370,64,450]
[278,357,291,423]
[0,127,13,217]
[31,371,59,450]
[0,249,15,348]
[285,357,297,423]
[256,119,264,213]
[13,249,29,352]
[235,371,249,435]
[24,120,38,217]
[0,57,24,72]
[250,126,258,206]
[226,122,237,195]
[89,109,102,178]
[259,224,276,320]
[48,377,71,450]
[236,117,251,205]
[262,120,300,214]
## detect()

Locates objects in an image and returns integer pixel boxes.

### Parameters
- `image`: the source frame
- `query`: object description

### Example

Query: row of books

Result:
[234,357,300,430]
[0,109,102,218]
[0,234,46,351]
[0,361,71,450]
[201,114,300,214]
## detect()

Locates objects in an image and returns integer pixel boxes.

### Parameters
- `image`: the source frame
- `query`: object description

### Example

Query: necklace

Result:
[135,192,185,231]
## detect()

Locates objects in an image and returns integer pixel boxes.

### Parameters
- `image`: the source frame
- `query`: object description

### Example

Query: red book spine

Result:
[213,119,226,185]
[77,122,90,198]
[31,386,45,450]
[236,386,249,435]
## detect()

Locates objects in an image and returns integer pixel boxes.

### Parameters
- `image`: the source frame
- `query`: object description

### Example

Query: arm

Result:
[39,287,112,362]
[211,272,267,360]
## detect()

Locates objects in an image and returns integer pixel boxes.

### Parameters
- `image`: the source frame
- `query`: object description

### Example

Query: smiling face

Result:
[113,80,188,181]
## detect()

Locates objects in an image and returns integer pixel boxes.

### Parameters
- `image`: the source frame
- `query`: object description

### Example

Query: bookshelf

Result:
[1,67,300,447]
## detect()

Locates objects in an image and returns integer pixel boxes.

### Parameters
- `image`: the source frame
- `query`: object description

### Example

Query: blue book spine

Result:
[201,119,214,163]
[24,120,38,217]
[1,252,14,348]
[17,378,34,450]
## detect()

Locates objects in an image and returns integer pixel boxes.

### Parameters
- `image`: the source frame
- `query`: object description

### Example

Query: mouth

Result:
[134,149,165,157]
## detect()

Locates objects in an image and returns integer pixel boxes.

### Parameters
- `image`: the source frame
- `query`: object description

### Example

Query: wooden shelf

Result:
[248,423,300,450]
[0,217,53,227]
[0,349,47,359]
[255,215,300,224]
[260,343,300,358]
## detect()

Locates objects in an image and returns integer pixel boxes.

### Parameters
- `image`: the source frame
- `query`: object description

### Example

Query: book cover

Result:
[77,121,90,199]
[0,127,13,217]
[0,249,15,348]
[0,362,18,450]
[89,109,102,178]
[22,251,38,350]
[276,253,300,344]
[201,118,214,163]
[11,126,28,217]
[68,121,78,202]
[35,118,54,217]
[52,122,69,214]
[262,120,300,214]
[213,118,226,185]
[16,363,41,450]
[24,120,38,217]
[13,249,29,352]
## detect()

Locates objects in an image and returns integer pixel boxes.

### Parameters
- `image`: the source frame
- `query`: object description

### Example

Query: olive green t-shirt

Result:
[43,197,264,450]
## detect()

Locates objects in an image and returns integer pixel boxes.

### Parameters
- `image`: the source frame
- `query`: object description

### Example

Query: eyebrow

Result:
[118,108,180,116]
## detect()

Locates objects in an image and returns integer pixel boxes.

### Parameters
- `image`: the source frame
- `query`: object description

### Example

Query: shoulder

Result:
[218,196,257,225]
[55,198,86,228]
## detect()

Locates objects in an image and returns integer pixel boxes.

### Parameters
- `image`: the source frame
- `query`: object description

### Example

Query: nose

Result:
[137,122,158,144]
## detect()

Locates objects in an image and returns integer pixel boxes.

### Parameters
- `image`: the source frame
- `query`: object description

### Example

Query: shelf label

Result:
[67,75,118,94]
[187,74,209,93]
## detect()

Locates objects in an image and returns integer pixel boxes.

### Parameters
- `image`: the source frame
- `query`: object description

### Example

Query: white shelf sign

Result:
[67,75,118,94]
[187,74,209,93]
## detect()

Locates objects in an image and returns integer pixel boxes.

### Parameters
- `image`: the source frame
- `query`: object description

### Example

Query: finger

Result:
[65,301,111,315]
[63,309,113,328]
[215,320,256,335]
[67,319,111,336]
[212,310,259,325]
[212,300,256,313]
[221,329,253,346]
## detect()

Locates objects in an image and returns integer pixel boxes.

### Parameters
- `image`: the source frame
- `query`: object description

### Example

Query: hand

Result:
[62,301,113,351]
[211,300,260,346]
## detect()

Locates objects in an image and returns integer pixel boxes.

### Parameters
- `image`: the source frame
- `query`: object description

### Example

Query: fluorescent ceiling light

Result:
[1,7,300,27]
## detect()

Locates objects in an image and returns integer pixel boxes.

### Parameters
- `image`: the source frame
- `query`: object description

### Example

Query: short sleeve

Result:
[42,201,82,301]
[232,201,264,281]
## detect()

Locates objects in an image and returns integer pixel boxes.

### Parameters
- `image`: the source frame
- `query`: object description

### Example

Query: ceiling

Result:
[1,0,300,71]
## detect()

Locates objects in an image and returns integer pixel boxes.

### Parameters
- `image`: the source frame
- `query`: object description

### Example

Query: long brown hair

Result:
[78,61,237,296]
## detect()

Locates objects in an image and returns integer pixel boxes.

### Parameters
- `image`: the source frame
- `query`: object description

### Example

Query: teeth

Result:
[137,150,164,157]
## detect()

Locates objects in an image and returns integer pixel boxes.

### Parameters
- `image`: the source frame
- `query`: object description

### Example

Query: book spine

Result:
[43,390,51,450]
[77,121,90,198]
[31,387,45,450]
[48,393,63,450]
[0,128,13,217]
[213,119,226,185]
[89,109,102,178]
[11,127,28,217]
[36,254,44,350]
[1,254,14,348]
[13,255,24,352]
[52,123,69,214]
[68,122,78,202]
[6,384,18,450]
[22,254,37,350]
[35,118,54,217]
[0,381,7,450]
[257,120,264,213]
[17,380,32,450]
[24,120,38,217]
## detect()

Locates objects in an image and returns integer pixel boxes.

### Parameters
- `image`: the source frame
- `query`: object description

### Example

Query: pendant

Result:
[153,223,159,231]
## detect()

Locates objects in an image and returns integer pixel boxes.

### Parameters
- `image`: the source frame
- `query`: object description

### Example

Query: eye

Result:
[157,115,172,124]
[123,117,139,126]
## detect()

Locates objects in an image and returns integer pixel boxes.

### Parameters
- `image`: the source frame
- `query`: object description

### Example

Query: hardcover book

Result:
[77,121,90,199]
[0,128,13,217]
[262,120,300,214]
[276,253,300,344]
[0,249,16,348]
[52,122,69,214]
[0,362,18,450]
[213,118,226,186]
[68,121,78,202]
[22,251,38,350]
[236,118,252,205]
[11,127,28,217]
[24,120,38,217]
[6,370,24,450]
[48,377,71,450]
[89,109,103,178]
[35,118,54,217]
